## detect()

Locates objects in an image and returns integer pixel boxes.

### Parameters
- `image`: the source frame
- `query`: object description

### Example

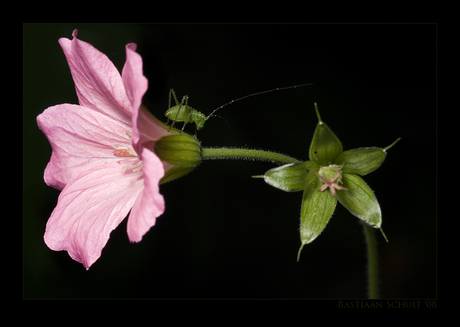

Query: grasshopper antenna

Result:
[206,83,312,118]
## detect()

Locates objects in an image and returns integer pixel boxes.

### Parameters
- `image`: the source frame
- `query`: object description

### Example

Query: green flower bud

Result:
[154,133,202,184]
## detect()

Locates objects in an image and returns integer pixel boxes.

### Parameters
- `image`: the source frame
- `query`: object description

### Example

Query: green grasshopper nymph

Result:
[165,84,311,135]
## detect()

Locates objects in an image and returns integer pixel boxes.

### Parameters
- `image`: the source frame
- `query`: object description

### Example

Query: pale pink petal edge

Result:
[44,162,143,269]
[127,145,165,242]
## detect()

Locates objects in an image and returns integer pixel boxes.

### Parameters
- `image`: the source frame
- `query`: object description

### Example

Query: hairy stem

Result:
[362,222,380,299]
[201,147,301,165]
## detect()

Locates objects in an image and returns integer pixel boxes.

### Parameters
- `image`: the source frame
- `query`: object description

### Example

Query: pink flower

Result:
[37,30,172,270]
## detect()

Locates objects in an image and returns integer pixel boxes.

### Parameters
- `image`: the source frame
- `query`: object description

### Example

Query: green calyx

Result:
[154,133,202,184]
[255,103,399,261]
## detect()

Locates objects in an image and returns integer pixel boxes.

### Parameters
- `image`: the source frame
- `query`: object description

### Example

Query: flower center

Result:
[113,146,137,158]
[316,164,347,197]
[112,132,143,173]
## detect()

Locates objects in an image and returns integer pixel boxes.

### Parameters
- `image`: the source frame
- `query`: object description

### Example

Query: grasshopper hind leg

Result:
[167,92,189,133]
[182,110,193,132]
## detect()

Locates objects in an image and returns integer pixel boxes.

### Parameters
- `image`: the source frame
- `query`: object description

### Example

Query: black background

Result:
[23,23,436,299]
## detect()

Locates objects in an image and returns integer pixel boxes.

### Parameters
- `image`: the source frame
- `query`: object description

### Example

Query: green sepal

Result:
[309,104,343,166]
[154,133,202,184]
[336,174,382,228]
[159,165,196,185]
[260,161,320,192]
[335,147,386,176]
[299,172,337,257]
[154,133,201,167]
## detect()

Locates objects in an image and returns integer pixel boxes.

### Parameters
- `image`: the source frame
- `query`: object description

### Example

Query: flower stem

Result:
[362,222,380,299]
[201,147,301,165]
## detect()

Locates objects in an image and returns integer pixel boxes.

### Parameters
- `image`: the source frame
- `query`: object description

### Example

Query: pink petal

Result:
[121,43,148,116]
[58,30,132,123]
[127,144,165,242]
[121,43,171,155]
[44,161,144,270]
[135,107,172,156]
[37,104,133,190]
